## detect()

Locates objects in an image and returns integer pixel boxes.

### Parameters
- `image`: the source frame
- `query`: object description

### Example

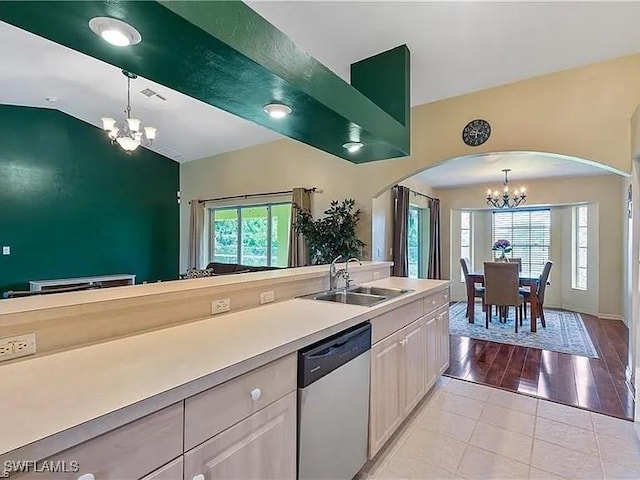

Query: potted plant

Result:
[492,239,512,262]
[294,198,366,265]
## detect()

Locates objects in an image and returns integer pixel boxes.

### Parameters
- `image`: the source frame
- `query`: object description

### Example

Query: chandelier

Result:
[101,70,157,153]
[486,169,527,209]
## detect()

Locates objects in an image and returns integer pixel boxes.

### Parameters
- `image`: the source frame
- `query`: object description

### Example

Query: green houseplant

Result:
[294,198,366,264]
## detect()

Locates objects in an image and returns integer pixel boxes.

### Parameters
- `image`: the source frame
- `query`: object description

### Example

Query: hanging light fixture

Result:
[486,168,527,208]
[101,70,157,153]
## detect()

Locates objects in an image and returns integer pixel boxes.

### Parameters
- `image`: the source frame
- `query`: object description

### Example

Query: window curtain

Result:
[427,197,442,279]
[392,186,410,277]
[188,199,205,269]
[288,187,311,267]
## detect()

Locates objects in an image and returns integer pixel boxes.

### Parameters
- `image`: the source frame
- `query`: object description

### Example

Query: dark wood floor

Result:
[445,312,635,420]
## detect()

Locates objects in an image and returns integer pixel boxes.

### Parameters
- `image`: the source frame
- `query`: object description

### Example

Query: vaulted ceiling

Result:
[2,1,640,163]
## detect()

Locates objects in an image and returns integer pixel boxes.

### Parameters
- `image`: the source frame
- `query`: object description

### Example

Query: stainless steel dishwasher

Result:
[298,322,371,480]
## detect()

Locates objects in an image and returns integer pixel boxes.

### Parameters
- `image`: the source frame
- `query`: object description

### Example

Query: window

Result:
[492,209,551,277]
[408,206,421,278]
[573,205,588,290]
[460,211,472,281]
[210,203,292,267]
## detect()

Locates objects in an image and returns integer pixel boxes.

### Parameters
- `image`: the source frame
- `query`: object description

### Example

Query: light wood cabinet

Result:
[184,353,296,451]
[15,404,183,480]
[424,314,439,391]
[369,317,430,458]
[140,457,183,480]
[370,287,451,460]
[371,299,424,344]
[437,308,450,374]
[369,329,405,457]
[184,392,297,480]
[401,319,426,416]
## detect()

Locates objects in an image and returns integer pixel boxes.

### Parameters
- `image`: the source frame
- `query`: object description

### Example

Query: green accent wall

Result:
[0,105,179,293]
[351,45,411,128]
[0,1,409,163]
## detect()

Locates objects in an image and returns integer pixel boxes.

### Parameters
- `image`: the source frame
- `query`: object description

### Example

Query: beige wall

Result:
[433,174,625,318]
[181,54,640,270]
[371,180,435,263]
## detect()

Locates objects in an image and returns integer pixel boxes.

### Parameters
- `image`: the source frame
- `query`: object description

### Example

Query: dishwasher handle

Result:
[306,338,351,359]
[298,322,371,388]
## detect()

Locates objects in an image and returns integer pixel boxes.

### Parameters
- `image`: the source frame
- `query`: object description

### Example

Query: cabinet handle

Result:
[193,475,205,480]
[250,388,262,401]
[400,338,408,346]
[77,474,95,480]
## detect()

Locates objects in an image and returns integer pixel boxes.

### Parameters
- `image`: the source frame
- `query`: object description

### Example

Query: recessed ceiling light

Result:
[342,142,363,153]
[89,17,142,47]
[263,103,292,119]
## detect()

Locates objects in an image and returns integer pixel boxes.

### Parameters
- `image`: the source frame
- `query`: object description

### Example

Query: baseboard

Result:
[598,313,625,322]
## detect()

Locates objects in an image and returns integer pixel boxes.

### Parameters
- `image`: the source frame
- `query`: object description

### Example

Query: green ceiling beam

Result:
[0,1,410,163]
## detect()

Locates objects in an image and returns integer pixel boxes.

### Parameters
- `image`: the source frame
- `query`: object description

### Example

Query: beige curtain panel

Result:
[288,187,312,267]
[188,199,205,269]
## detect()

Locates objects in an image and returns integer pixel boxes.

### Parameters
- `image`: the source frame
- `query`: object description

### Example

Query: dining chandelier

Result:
[101,70,157,153]
[486,169,527,209]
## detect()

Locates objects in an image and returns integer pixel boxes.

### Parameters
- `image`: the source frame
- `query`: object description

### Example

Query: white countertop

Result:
[0,276,447,457]
[1,262,392,316]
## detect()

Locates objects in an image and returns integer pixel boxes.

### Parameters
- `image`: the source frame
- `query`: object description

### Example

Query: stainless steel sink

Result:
[298,285,412,307]
[347,286,412,298]
[311,291,387,307]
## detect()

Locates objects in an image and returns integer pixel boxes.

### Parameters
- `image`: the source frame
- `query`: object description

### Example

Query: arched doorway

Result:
[372,150,633,419]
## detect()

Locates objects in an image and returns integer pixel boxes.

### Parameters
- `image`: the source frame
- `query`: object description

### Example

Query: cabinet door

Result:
[400,319,426,416]
[437,309,450,374]
[424,315,439,391]
[184,392,296,480]
[141,457,183,480]
[369,330,404,459]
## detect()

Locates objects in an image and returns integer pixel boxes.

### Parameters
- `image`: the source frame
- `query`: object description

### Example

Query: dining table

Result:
[465,271,541,333]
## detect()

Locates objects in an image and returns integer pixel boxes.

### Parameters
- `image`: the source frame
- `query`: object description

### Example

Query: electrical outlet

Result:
[0,333,36,362]
[2,246,9,255]
[0,341,13,358]
[259,290,275,304]
[211,298,231,315]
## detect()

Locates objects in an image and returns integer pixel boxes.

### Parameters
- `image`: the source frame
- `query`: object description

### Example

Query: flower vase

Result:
[498,251,508,262]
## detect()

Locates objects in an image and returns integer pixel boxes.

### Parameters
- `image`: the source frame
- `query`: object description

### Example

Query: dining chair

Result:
[483,262,524,332]
[522,261,553,329]
[460,258,484,319]
[510,257,522,272]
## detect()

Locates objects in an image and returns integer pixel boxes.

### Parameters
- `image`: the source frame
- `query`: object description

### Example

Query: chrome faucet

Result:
[329,255,362,290]
[329,255,343,290]
[344,257,362,289]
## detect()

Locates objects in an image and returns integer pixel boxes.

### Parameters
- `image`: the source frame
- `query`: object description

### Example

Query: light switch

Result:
[2,246,9,256]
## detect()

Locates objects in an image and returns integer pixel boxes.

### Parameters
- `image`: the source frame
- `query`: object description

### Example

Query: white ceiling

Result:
[249,1,640,106]
[3,2,640,162]
[410,152,613,189]
[0,21,281,162]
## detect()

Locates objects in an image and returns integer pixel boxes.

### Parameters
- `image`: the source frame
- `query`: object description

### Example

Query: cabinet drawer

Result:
[16,404,183,480]
[371,299,423,344]
[424,289,449,315]
[140,457,183,480]
[184,353,297,450]
[184,392,297,480]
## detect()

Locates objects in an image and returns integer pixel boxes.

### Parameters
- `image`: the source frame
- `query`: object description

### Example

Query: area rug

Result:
[449,302,599,358]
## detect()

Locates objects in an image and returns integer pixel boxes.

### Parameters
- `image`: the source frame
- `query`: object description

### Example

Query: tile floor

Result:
[359,377,640,480]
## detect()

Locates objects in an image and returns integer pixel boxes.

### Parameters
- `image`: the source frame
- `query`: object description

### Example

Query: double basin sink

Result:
[299,286,413,307]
